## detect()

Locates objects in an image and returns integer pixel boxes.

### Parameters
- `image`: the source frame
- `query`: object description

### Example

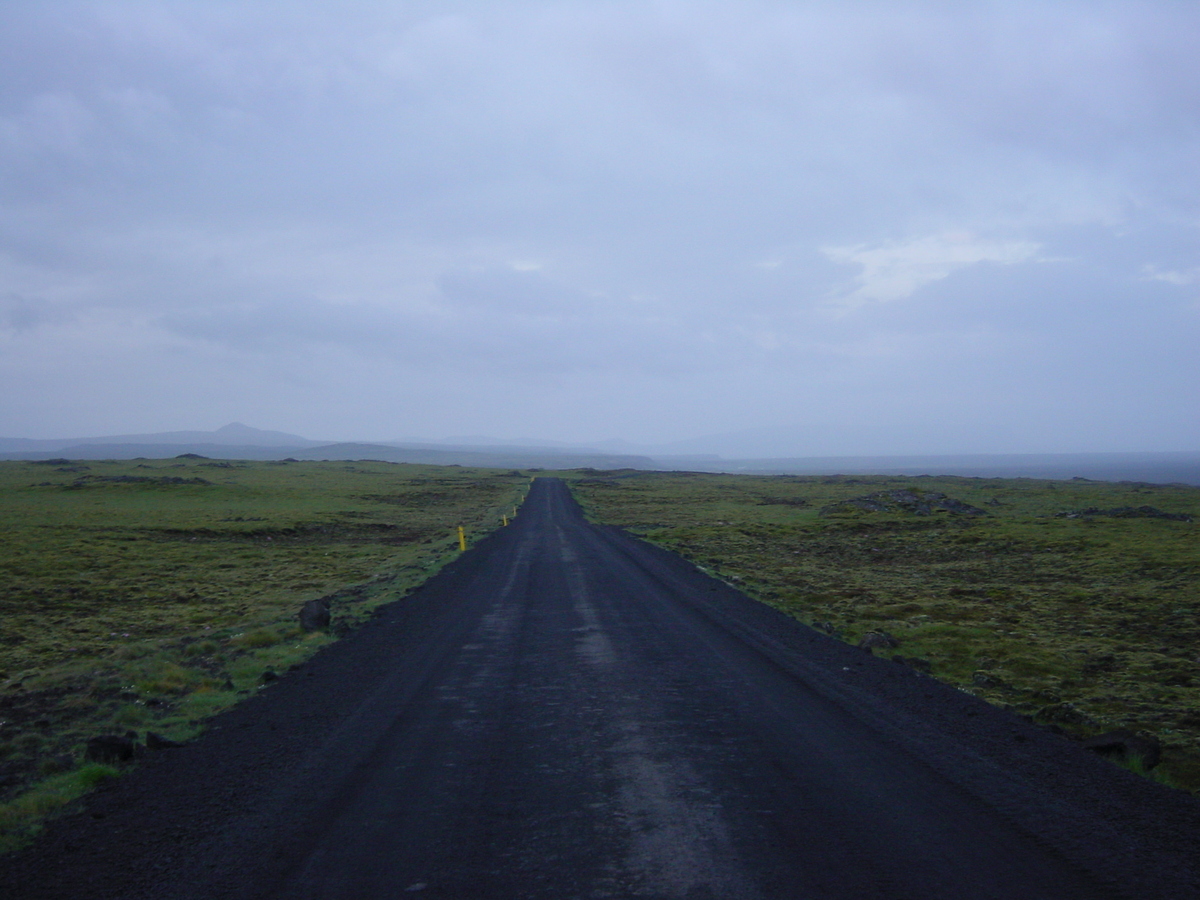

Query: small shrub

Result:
[133,660,195,694]
[111,644,152,661]
[183,640,220,657]
[13,733,44,754]
[113,703,149,726]
[73,763,119,790]
[173,688,239,721]
[37,755,74,776]
[0,764,118,854]
[230,629,281,649]
[1113,753,1181,789]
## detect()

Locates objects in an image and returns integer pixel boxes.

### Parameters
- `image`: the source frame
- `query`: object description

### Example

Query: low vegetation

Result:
[0,457,527,851]
[568,470,1200,790]
[4,460,1194,848]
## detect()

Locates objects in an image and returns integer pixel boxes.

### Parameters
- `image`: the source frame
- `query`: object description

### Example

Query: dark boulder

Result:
[39,754,75,775]
[972,671,1009,689]
[857,631,900,652]
[145,732,184,750]
[1082,729,1162,769]
[298,598,331,632]
[85,735,137,764]
[1035,702,1096,727]
[1058,506,1193,523]
[821,489,988,517]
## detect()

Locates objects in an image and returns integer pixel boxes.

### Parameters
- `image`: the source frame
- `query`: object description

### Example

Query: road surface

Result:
[4,478,1199,899]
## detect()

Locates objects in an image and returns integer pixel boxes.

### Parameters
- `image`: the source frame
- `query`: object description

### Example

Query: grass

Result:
[0,457,529,851]
[566,469,1200,791]
[0,764,119,845]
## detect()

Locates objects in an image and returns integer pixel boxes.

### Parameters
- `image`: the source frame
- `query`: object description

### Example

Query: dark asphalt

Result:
[4,478,1199,899]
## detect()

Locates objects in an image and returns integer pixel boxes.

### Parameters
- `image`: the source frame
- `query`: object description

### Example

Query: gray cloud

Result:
[0,1,1196,452]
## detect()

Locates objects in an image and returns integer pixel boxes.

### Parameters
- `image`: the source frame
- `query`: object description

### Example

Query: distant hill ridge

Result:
[0,426,1196,484]
[0,425,657,471]
[0,423,320,452]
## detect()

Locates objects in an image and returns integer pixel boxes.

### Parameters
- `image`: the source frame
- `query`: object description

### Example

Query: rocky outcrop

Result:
[857,631,900,652]
[85,735,137,764]
[299,598,331,632]
[821,489,988,517]
[145,732,185,751]
[1081,729,1162,769]
[1056,506,1192,523]
[64,474,212,487]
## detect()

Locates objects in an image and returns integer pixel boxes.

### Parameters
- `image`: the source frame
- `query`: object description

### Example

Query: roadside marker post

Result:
[457,526,466,551]
[502,515,509,526]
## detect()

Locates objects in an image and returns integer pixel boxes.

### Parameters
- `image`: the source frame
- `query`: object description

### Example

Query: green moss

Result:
[0,764,119,854]
[229,629,282,649]
[0,459,531,851]
[112,704,149,727]
[182,640,220,657]
[569,470,1200,792]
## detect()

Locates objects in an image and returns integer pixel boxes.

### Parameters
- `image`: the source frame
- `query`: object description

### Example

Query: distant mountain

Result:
[200,422,322,446]
[432,435,599,450]
[0,423,320,453]
[0,443,308,461]
[0,429,655,471]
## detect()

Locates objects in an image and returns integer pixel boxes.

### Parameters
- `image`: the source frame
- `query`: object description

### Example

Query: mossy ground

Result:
[0,458,529,850]
[567,470,1199,791]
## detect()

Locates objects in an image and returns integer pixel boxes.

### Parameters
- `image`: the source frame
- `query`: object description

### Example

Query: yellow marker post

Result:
[502,515,508,526]
[457,526,466,551]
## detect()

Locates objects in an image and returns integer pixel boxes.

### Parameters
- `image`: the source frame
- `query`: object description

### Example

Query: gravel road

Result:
[3,477,1198,899]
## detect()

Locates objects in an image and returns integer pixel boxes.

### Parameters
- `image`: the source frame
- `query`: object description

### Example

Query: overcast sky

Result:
[1,1,1197,455]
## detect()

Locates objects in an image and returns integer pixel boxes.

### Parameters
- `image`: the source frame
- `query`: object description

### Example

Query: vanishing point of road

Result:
[4,478,1199,899]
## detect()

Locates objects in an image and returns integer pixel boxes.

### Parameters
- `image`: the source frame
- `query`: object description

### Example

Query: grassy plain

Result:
[0,457,527,850]
[568,470,1200,789]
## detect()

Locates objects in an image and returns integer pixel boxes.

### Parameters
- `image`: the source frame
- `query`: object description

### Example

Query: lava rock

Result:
[857,631,900,652]
[145,732,185,751]
[39,754,75,775]
[1035,702,1096,727]
[299,598,331,632]
[85,735,137,764]
[821,489,988,517]
[1057,506,1193,523]
[972,671,1010,690]
[1082,729,1162,769]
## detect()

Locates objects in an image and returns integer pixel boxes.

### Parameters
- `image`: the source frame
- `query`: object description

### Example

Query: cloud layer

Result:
[2,1,1197,453]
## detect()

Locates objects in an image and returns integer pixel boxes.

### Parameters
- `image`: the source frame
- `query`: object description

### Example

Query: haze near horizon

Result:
[2,2,1197,457]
